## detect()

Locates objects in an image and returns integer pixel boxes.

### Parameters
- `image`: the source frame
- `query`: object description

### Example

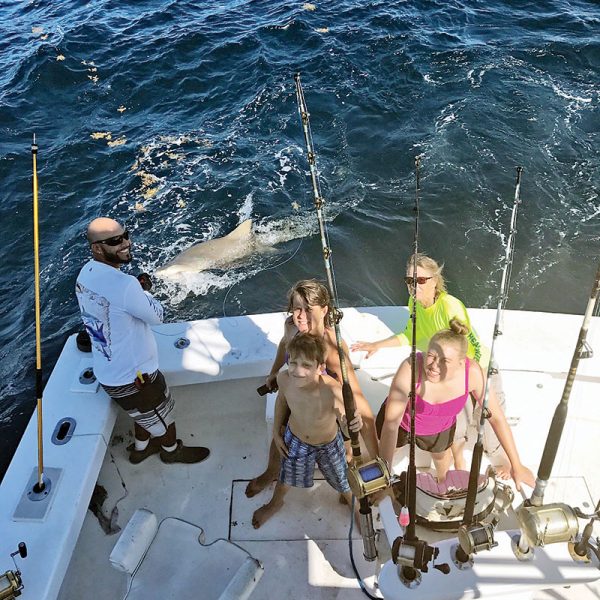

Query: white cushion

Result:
[126,517,262,599]
[219,556,264,600]
[109,509,158,574]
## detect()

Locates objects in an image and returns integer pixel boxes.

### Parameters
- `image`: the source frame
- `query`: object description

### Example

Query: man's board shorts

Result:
[279,426,350,493]
[101,369,175,437]
[375,400,455,453]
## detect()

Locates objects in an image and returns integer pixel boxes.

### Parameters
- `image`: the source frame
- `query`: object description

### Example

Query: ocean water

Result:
[0,0,598,479]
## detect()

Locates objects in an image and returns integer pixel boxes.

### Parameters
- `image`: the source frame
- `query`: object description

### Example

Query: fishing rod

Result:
[513,261,600,555]
[390,157,441,588]
[529,262,600,506]
[456,167,524,562]
[32,134,46,493]
[406,158,421,545]
[294,73,389,562]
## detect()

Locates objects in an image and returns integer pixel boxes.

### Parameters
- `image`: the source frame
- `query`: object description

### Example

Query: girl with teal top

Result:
[352,253,510,479]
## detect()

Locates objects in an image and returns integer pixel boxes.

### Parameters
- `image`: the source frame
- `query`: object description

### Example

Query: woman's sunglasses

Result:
[94,230,129,247]
[404,276,433,285]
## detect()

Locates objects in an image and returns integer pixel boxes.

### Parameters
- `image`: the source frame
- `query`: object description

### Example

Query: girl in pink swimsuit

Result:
[378,319,535,488]
[376,353,471,452]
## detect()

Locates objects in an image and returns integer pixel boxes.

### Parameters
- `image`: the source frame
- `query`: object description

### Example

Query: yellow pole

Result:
[32,134,44,490]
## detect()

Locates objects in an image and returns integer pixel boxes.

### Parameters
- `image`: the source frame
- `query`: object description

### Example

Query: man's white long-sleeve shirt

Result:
[76,260,164,386]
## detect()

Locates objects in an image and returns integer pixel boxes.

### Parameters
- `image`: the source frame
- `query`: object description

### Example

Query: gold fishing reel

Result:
[0,570,23,600]
[347,456,391,499]
[516,502,579,549]
[0,543,27,600]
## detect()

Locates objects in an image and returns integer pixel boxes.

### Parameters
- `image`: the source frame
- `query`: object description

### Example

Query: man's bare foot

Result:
[252,500,283,529]
[245,472,275,498]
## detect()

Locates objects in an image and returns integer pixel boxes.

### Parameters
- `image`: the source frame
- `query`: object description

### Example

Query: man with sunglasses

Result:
[76,217,210,465]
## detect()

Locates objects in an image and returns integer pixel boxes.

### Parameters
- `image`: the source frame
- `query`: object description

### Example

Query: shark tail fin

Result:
[226,219,253,240]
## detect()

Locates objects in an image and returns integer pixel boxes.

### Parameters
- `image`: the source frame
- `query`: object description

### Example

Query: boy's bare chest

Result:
[287,388,332,417]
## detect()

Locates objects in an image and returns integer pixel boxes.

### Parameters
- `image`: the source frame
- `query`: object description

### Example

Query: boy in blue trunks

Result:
[252,333,363,529]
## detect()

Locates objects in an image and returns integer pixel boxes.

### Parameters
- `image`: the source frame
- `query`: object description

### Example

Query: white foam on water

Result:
[237,191,254,222]
[467,62,496,88]
[550,83,592,104]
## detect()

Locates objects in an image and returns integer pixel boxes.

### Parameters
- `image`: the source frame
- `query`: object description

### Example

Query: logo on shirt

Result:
[76,282,112,360]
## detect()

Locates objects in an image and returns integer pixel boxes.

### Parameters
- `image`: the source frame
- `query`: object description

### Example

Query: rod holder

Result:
[359,510,377,562]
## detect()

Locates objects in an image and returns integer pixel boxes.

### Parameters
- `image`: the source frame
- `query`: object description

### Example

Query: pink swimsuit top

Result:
[400,353,470,436]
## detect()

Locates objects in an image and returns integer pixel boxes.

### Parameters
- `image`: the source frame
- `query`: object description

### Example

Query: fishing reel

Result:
[391,536,442,588]
[454,520,498,568]
[347,457,391,562]
[0,543,27,600]
[515,502,579,555]
[347,457,391,500]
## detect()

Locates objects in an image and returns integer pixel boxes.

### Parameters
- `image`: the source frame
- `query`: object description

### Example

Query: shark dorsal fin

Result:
[225,219,252,240]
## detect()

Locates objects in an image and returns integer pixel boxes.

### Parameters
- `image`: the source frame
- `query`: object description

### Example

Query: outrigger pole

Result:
[294,74,389,562]
[10,139,59,525]
[32,134,46,493]
[456,167,524,561]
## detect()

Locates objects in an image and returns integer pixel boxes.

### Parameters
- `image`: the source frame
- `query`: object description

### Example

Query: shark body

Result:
[155,219,261,279]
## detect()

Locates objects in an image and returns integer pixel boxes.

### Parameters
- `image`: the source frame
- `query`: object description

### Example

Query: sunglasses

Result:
[404,276,433,286]
[94,230,129,247]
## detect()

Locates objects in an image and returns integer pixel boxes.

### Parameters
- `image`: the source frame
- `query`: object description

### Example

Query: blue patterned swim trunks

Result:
[279,425,350,493]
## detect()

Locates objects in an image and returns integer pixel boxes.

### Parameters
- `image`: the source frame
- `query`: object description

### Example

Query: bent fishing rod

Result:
[456,166,524,562]
[294,74,358,454]
[294,73,389,562]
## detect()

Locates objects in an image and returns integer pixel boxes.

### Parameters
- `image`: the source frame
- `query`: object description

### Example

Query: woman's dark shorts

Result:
[375,399,455,453]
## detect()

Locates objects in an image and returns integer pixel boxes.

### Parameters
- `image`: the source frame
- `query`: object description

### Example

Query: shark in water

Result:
[155,219,270,279]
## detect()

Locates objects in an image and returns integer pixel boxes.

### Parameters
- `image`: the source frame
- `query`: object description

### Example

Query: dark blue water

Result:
[1,0,599,479]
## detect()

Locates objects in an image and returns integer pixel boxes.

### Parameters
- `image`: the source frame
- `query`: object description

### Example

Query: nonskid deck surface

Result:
[58,377,378,599]
[59,366,600,599]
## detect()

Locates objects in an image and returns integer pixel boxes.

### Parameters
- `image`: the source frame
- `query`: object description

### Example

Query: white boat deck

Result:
[1,307,599,599]
[58,376,378,599]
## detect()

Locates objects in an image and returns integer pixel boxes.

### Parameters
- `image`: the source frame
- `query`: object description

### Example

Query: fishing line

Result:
[222,237,304,317]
